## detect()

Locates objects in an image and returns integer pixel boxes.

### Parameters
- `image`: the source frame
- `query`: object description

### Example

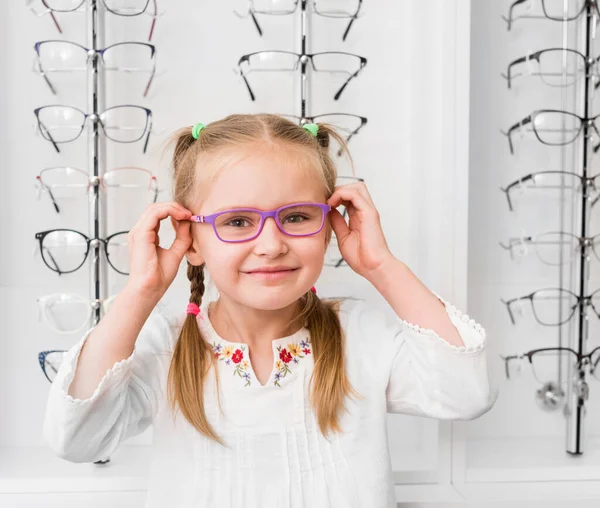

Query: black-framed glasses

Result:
[35,229,130,275]
[503,48,600,89]
[34,104,153,153]
[237,50,367,101]
[500,171,600,212]
[504,0,600,30]
[503,109,600,155]
[27,0,159,41]
[501,287,600,326]
[282,113,367,152]
[34,40,156,97]
[501,347,600,384]
[500,231,600,265]
[35,166,159,214]
[235,0,363,41]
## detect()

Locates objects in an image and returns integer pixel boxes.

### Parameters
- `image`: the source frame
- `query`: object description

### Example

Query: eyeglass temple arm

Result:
[42,246,64,275]
[504,116,531,155]
[36,56,58,95]
[38,119,60,153]
[250,11,263,36]
[500,298,517,324]
[143,113,153,154]
[238,61,256,101]
[342,15,357,41]
[148,0,158,41]
[50,12,63,34]
[499,184,516,212]
[500,355,520,379]
[333,58,367,100]
[39,180,61,213]
[507,0,529,30]
[505,55,530,89]
[144,66,156,98]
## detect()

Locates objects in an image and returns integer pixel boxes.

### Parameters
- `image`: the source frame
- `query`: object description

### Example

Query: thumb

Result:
[329,208,350,242]
[168,219,193,259]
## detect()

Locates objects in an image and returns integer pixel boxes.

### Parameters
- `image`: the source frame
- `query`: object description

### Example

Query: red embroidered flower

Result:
[279,348,293,363]
[232,349,244,364]
[303,348,311,355]
[214,352,220,359]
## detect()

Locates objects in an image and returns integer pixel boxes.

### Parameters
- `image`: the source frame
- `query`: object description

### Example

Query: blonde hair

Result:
[166,114,361,445]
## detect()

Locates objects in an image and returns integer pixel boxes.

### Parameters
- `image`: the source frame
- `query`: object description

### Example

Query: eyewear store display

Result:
[500,0,599,456]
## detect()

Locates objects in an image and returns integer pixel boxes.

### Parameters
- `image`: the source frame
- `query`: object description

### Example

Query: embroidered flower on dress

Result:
[211,342,252,387]
[274,342,311,387]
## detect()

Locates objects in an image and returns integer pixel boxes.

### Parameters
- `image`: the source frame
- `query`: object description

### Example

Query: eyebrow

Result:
[211,200,322,213]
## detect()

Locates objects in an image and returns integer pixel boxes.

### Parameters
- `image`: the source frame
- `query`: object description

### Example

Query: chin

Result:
[241,287,305,311]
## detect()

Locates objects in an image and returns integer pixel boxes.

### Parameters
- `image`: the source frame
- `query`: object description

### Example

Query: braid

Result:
[187,263,205,305]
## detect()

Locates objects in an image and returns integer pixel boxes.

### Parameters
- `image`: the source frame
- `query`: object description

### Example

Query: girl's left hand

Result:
[327,181,395,280]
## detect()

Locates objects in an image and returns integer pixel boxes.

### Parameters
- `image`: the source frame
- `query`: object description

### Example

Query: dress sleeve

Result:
[342,293,495,421]
[42,306,179,463]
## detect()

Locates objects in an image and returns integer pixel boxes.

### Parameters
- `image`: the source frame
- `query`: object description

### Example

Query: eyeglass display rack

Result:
[503,4,596,456]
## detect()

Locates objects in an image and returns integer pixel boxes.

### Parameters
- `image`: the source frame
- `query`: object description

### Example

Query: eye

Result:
[224,217,253,228]
[283,213,309,224]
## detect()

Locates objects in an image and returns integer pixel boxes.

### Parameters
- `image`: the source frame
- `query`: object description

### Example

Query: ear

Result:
[170,217,205,266]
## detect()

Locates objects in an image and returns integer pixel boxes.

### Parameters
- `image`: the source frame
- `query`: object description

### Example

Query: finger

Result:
[328,186,374,215]
[329,208,351,240]
[168,219,193,258]
[135,202,192,234]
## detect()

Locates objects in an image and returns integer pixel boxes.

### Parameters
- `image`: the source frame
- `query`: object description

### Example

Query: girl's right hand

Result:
[126,202,193,299]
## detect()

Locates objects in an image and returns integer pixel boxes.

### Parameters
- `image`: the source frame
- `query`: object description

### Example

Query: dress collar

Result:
[196,300,312,388]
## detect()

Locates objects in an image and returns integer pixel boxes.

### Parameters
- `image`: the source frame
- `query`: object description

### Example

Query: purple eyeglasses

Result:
[190,202,331,243]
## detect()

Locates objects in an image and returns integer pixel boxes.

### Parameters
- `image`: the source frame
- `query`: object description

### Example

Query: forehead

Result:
[197,144,327,212]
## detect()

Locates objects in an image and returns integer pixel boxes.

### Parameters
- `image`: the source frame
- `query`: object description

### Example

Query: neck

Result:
[209,297,304,349]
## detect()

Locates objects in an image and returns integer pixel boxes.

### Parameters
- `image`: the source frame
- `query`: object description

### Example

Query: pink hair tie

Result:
[186,302,202,318]
[310,286,317,294]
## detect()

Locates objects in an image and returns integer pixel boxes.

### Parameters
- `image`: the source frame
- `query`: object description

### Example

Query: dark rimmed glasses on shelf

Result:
[27,0,159,41]
[500,231,600,265]
[282,113,368,152]
[237,50,367,101]
[34,40,156,97]
[34,104,153,153]
[35,229,130,275]
[235,0,363,41]
[189,203,332,243]
[503,110,600,155]
[500,171,600,212]
[504,0,600,30]
[35,166,158,213]
[503,48,600,89]
[501,347,600,384]
[501,287,600,326]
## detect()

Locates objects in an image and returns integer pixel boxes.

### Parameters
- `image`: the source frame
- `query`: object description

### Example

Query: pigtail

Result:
[167,262,225,445]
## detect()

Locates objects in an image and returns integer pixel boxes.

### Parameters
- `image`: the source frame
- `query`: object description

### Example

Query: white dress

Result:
[43,294,494,508]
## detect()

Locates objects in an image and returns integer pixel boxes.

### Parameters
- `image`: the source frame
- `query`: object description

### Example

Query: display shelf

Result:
[0,445,151,494]
[465,436,600,483]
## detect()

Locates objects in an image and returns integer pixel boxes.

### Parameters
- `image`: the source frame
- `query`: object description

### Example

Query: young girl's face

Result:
[186,144,332,311]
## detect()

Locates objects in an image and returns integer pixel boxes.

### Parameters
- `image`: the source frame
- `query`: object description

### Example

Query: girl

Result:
[44,114,494,508]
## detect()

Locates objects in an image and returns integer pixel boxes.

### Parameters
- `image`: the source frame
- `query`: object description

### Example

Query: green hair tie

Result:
[191,122,206,139]
[303,123,319,137]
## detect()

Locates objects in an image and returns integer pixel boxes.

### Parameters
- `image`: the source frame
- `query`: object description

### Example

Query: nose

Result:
[253,216,288,256]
